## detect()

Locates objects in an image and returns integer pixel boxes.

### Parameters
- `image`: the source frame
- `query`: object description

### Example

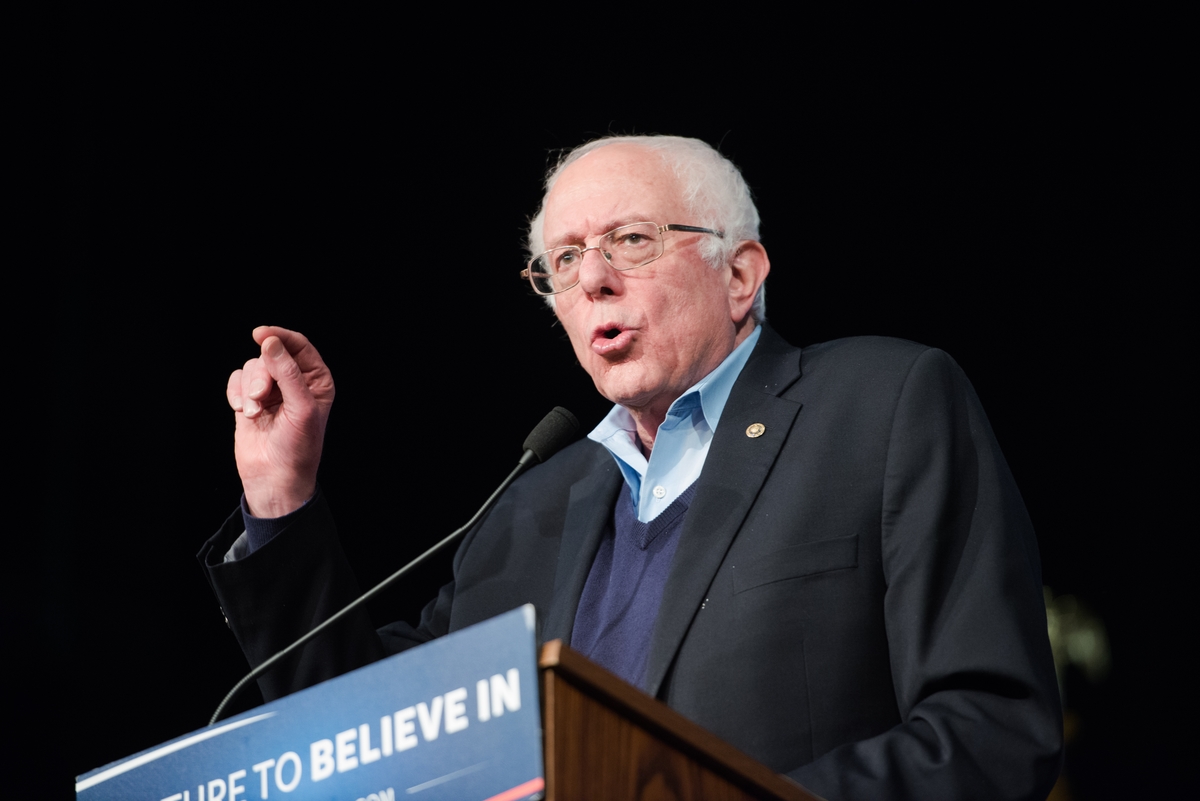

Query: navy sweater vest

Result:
[570,481,698,689]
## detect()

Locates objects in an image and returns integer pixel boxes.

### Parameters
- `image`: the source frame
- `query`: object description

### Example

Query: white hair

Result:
[526,135,766,321]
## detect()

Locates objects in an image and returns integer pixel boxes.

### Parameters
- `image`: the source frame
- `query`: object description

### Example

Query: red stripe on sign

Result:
[483,776,546,801]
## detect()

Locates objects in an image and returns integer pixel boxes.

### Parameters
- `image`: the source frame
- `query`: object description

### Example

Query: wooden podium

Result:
[539,641,822,801]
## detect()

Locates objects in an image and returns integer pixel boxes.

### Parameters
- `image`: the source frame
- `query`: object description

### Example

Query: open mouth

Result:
[592,323,629,342]
[591,324,635,355]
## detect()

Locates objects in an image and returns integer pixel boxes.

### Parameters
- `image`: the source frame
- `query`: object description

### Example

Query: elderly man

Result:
[205,136,1062,799]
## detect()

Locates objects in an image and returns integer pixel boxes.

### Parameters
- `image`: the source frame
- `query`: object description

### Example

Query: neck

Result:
[631,405,669,454]
[628,318,758,453]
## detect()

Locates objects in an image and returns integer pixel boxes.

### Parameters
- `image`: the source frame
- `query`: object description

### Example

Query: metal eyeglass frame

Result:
[520,222,724,296]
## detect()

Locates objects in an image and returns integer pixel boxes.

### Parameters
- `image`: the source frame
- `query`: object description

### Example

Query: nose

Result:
[576,246,620,298]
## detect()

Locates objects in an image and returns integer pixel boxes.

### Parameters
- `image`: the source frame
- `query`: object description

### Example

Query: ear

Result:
[726,240,771,325]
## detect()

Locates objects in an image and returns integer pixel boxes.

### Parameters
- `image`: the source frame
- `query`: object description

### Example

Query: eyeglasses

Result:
[521,222,724,296]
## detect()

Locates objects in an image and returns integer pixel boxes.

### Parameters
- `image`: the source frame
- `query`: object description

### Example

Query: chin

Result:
[595,378,658,410]
[587,356,665,408]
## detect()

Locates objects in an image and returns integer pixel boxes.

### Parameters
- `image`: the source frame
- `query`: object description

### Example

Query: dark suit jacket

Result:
[202,328,1062,800]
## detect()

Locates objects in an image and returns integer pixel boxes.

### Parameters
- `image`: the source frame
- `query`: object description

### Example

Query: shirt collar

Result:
[588,324,762,455]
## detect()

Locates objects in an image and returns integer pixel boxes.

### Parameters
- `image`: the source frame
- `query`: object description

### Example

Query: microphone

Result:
[209,408,579,724]
[521,406,580,466]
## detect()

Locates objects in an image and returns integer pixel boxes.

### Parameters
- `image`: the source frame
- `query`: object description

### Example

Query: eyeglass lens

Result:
[529,222,663,295]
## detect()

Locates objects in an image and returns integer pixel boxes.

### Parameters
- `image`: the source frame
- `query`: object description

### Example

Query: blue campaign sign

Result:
[77,606,545,801]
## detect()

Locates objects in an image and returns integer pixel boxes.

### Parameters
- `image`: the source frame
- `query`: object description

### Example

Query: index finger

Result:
[251,326,322,371]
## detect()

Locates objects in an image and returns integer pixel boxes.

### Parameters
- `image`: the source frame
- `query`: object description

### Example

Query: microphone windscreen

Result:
[522,407,580,464]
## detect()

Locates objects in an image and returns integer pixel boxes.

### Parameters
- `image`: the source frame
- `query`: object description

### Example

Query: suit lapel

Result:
[643,326,804,697]
[540,452,623,645]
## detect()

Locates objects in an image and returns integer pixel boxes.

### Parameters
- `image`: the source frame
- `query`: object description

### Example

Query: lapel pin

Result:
[746,423,766,438]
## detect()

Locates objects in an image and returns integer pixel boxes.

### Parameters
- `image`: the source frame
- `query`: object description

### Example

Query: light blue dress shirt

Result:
[587,325,761,523]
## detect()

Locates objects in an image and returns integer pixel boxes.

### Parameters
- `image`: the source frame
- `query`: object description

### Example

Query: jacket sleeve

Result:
[200,490,408,702]
[790,348,1063,801]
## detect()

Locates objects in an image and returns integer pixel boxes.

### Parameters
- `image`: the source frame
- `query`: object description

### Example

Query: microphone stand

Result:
[209,408,578,725]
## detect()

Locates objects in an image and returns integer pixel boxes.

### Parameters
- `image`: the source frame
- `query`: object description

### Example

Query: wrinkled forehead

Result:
[542,144,686,246]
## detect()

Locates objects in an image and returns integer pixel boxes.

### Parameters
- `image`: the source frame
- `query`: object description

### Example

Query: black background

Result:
[43,13,1189,799]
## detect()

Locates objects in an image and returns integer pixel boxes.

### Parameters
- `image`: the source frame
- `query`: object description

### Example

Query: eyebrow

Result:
[549,216,656,248]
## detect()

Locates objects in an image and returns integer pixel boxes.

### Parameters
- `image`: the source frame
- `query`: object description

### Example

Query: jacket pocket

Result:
[732,534,859,594]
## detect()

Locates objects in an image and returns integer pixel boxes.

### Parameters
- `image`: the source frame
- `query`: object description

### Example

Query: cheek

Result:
[659,264,724,305]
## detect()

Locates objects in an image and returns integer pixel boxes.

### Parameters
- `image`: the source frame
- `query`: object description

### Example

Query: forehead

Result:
[543,145,686,244]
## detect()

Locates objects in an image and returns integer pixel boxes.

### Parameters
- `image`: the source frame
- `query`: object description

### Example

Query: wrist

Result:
[242,478,317,519]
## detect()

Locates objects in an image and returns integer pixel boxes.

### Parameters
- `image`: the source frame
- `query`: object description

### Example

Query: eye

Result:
[613,230,653,249]
[553,249,579,271]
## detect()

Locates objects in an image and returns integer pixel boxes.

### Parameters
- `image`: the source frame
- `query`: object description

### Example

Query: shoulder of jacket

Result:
[508,436,611,490]
[799,335,937,374]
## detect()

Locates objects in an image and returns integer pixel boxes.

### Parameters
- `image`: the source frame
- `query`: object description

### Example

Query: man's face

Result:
[543,144,741,414]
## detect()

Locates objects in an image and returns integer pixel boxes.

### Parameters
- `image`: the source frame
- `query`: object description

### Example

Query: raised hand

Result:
[226,326,335,518]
